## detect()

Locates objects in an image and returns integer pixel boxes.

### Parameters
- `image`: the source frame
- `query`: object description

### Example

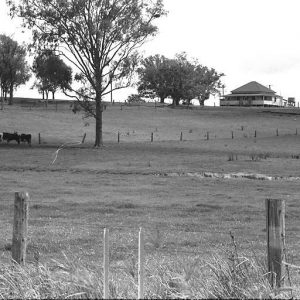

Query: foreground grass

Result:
[1,246,298,299]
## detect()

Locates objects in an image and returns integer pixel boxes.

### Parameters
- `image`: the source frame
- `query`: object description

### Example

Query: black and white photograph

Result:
[0,0,299,298]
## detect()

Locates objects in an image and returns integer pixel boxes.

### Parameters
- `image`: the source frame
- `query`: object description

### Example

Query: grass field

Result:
[0,102,300,298]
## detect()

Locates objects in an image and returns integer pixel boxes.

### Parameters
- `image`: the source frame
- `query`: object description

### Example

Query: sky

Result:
[1,0,300,105]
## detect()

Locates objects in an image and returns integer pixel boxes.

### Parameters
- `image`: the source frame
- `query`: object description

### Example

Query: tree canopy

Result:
[137,52,224,106]
[0,34,30,106]
[137,54,171,103]
[8,0,166,146]
[32,50,72,100]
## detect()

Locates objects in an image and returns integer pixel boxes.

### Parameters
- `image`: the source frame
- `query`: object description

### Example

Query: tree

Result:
[137,52,224,106]
[137,54,171,103]
[8,0,166,147]
[192,66,224,106]
[0,34,30,105]
[32,50,72,101]
[167,53,195,106]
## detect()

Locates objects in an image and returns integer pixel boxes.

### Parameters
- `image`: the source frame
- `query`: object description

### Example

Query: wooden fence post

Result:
[138,227,144,299]
[103,228,109,299]
[265,199,285,288]
[254,130,257,138]
[38,133,41,144]
[118,132,120,143]
[231,131,234,139]
[81,133,87,144]
[151,132,153,143]
[276,129,279,136]
[180,132,183,141]
[12,192,29,265]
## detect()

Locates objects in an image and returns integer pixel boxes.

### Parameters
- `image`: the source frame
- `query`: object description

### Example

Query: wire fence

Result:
[0,192,298,298]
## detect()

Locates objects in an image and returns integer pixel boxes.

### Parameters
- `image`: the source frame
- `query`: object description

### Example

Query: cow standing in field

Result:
[2,132,20,144]
[20,133,31,145]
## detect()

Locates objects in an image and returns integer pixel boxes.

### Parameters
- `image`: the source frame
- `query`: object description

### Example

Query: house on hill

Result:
[220,81,287,107]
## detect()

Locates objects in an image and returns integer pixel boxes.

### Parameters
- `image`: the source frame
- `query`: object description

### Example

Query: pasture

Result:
[0,102,300,298]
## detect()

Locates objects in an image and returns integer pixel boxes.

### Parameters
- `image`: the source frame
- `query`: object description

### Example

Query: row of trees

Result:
[0,34,30,106]
[5,0,223,147]
[1,35,222,108]
[137,53,224,106]
[0,35,73,106]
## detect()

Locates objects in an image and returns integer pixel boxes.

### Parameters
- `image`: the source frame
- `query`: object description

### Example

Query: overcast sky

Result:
[1,0,300,104]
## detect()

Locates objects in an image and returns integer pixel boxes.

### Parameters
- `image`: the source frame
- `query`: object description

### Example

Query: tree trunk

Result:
[42,90,44,100]
[160,96,164,103]
[94,91,103,147]
[45,90,48,108]
[198,96,205,106]
[8,84,13,105]
[52,91,55,100]
[172,97,180,106]
[0,86,3,110]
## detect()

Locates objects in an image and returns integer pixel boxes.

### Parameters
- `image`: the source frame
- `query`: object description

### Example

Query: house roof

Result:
[231,81,276,94]
[222,93,282,98]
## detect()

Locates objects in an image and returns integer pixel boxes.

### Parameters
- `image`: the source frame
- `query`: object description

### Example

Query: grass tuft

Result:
[0,247,298,299]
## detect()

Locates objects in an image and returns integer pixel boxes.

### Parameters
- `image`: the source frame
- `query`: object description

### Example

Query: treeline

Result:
[0,35,223,108]
[0,35,72,107]
[137,52,224,106]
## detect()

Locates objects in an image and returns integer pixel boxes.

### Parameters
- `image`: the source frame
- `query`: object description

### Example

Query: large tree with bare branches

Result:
[7,0,166,146]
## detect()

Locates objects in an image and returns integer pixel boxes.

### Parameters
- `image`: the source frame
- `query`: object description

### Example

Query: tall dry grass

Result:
[1,247,299,299]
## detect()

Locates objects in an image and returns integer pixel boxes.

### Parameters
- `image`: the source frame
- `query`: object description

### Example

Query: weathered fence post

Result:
[151,132,153,143]
[12,192,29,265]
[138,227,144,299]
[254,130,257,138]
[103,228,109,299]
[231,131,234,139]
[265,199,285,288]
[180,132,183,141]
[118,132,120,143]
[276,129,279,136]
[38,133,41,144]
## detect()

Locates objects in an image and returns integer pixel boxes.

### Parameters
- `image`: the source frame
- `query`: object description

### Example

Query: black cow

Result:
[3,132,20,144]
[20,133,32,145]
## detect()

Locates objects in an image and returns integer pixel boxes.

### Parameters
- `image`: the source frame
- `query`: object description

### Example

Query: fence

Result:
[7,192,287,298]
[30,126,299,147]
[2,101,300,146]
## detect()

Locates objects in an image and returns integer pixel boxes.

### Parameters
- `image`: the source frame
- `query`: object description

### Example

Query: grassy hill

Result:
[0,102,299,298]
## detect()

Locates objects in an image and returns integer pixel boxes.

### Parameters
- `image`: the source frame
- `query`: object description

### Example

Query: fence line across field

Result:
[2,127,298,147]
[8,191,287,299]
[54,128,300,145]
